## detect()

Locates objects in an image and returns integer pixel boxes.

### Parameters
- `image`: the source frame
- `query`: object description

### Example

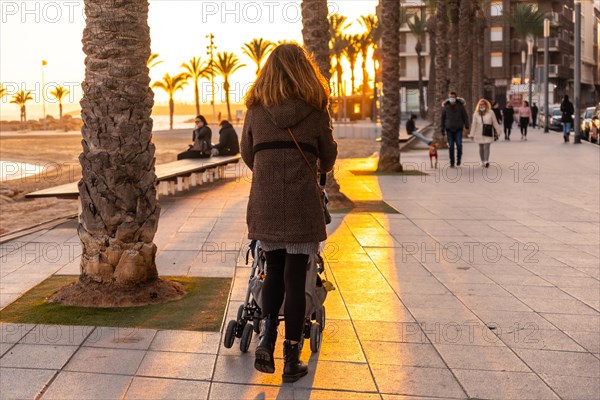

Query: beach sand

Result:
[0,130,379,235]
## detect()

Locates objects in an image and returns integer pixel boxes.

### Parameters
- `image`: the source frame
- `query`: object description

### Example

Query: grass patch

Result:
[349,170,428,176]
[0,276,231,331]
[331,200,400,214]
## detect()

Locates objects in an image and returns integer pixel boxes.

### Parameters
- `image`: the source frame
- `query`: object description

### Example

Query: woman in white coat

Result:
[469,99,502,168]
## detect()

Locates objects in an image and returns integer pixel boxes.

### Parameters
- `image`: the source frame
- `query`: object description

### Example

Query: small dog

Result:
[429,143,438,169]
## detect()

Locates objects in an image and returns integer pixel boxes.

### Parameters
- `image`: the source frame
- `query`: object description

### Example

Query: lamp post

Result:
[42,60,47,130]
[526,36,534,106]
[573,0,582,143]
[544,18,550,133]
[206,33,217,124]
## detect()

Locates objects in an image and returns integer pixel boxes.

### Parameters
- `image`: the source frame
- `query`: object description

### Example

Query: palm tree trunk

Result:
[51,0,183,307]
[377,0,402,172]
[361,55,368,120]
[22,106,26,123]
[472,13,485,104]
[448,0,460,90]
[350,63,356,95]
[458,0,473,113]
[169,98,174,130]
[427,15,436,122]
[417,50,426,119]
[372,55,378,120]
[59,102,63,120]
[225,80,232,121]
[301,0,331,81]
[194,80,200,116]
[433,0,449,139]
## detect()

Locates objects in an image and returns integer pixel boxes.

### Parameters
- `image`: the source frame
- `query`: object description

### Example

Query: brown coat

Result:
[241,98,338,243]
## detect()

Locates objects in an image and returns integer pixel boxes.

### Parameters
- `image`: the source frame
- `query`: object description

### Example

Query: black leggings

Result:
[262,250,308,342]
[520,118,529,136]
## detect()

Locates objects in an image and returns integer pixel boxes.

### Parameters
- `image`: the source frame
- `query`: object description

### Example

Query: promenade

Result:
[1,127,598,399]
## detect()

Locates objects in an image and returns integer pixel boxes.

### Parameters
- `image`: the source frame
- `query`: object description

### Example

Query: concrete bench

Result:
[25,155,242,200]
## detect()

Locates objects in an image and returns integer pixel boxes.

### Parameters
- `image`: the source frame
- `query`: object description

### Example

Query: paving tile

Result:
[497,328,587,352]
[136,351,216,380]
[149,330,220,354]
[566,330,600,354]
[124,377,210,400]
[458,294,533,312]
[539,374,600,400]
[353,320,429,344]
[345,302,414,323]
[369,364,465,398]
[452,369,559,400]
[472,310,557,332]
[83,327,157,350]
[155,250,198,276]
[64,347,146,375]
[0,367,57,400]
[362,341,445,368]
[0,344,78,369]
[398,293,465,309]
[292,359,376,392]
[40,371,132,400]
[540,313,600,333]
[518,297,599,315]
[209,382,294,400]
[0,323,35,343]
[434,343,530,372]
[20,325,93,346]
[512,348,600,377]
[293,388,381,399]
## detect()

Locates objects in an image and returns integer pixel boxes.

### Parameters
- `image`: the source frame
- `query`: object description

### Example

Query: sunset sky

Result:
[0,0,378,120]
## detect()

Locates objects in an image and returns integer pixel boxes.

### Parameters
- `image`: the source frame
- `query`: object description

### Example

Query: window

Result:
[490,2,503,17]
[491,52,503,68]
[491,27,503,41]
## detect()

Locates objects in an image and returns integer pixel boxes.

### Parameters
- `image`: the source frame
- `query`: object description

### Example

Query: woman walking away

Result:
[469,99,501,168]
[240,43,337,383]
[518,101,532,141]
[502,102,514,140]
[560,95,574,143]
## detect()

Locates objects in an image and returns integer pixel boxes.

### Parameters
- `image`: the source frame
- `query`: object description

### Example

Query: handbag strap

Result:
[287,128,325,207]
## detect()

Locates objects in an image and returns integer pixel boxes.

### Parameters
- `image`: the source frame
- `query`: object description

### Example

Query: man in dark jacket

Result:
[211,120,240,156]
[441,92,470,167]
[531,103,539,128]
[560,95,574,143]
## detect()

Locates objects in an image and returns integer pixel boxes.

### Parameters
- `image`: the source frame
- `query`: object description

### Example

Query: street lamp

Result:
[526,36,534,106]
[573,0,582,143]
[206,33,217,124]
[544,18,550,133]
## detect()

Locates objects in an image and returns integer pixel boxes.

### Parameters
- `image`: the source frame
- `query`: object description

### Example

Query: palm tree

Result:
[342,34,361,95]
[458,0,475,113]
[359,14,382,121]
[147,53,163,69]
[50,0,183,307]
[329,13,351,115]
[356,32,371,119]
[10,90,33,123]
[448,0,460,89]
[425,0,437,120]
[49,85,70,120]
[242,38,275,76]
[407,13,427,118]
[505,3,546,102]
[377,0,401,172]
[152,73,188,130]
[301,0,331,81]
[433,0,449,138]
[181,57,212,116]
[471,1,487,104]
[212,51,246,121]
[0,84,7,100]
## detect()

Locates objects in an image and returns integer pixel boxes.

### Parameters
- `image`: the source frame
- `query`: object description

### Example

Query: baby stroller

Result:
[223,240,334,353]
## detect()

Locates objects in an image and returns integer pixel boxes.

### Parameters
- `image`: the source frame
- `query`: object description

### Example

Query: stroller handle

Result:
[319,173,326,188]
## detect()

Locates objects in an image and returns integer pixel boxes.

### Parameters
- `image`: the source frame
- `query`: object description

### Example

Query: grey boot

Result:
[254,315,278,374]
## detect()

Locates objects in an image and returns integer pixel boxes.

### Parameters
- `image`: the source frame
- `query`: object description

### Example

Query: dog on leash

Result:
[428,143,438,169]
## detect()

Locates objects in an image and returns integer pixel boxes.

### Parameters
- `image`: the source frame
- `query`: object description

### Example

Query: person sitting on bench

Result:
[178,115,212,159]
[211,120,240,156]
[406,114,432,145]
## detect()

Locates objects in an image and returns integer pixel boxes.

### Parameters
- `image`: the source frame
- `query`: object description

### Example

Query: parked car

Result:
[581,106,597,141]
[549,109,564,131]
[539,104,561,129]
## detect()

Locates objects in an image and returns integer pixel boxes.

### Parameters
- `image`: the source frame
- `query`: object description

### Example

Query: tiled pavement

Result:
[1,128,599,399]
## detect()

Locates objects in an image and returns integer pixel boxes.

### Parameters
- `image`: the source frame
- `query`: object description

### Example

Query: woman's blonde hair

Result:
[245,43,330,110]
[475,98,492,115]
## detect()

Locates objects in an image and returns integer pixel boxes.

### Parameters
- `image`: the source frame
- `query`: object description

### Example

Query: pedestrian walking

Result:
[518,101,532,141]
[531,103,539,128]
[469,99,501,168]
[502,102,515,140]
[492,102,503,125]
[441,92,470,167]
[406,114,432,145]
[560,95,574,143]
[240,43,337,382]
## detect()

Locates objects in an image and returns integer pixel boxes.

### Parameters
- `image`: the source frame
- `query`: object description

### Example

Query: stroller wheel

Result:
[223,320,237,348]
[315,306,326,332]
[240,323,254,353]
[310,322,322,353]
[237,304,245,323]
